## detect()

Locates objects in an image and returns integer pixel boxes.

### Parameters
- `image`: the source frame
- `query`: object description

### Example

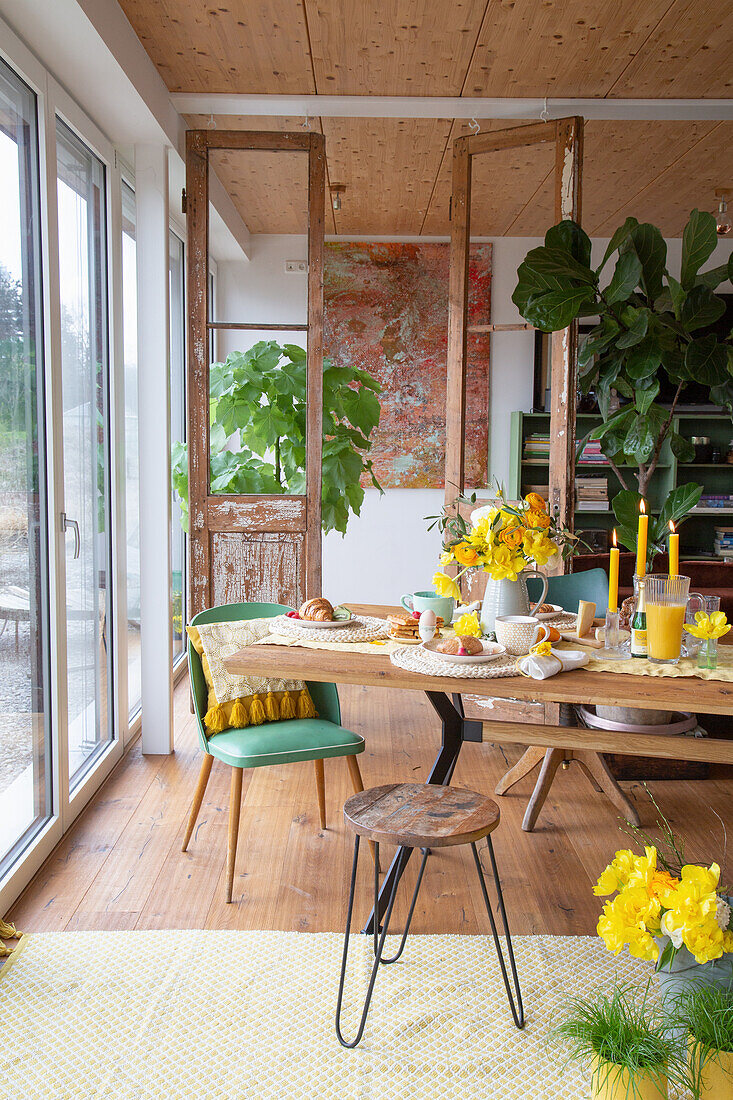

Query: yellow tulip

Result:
[439,549,454,566]
[432,571,462,603]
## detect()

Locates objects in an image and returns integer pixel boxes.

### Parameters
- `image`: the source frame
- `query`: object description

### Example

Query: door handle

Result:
[61,513,80,559]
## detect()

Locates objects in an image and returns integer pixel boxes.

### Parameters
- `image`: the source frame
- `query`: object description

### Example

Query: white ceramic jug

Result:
[480,570,548,636]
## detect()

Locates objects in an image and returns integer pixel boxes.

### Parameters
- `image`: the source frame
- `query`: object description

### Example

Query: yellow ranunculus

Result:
[453,611,481,638]
[522,529,558,567]
[524,492,547,512]
[526,508,551,530]
[685,611,730,641]
[432,571,462,603]
[498,526,522,550]
[454,542,479,567]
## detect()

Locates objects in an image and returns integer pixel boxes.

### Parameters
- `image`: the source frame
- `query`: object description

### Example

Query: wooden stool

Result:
[335,783,524,1048]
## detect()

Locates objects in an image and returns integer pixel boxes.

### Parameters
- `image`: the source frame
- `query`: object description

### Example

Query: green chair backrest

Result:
[188,602,342,752]
[526,567,609,617]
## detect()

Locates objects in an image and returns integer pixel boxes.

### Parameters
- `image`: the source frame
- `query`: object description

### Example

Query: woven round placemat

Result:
[270,615,390,643]
[390,644,520,679]
[541,612,577,631]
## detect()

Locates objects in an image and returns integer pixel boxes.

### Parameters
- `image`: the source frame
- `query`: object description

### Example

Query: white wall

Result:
[218,232,733,605]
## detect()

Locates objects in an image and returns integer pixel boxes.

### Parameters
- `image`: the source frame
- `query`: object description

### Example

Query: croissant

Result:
[299,597,334,622]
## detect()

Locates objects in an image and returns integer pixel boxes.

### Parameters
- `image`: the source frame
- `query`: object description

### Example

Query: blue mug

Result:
[400,590,455,623]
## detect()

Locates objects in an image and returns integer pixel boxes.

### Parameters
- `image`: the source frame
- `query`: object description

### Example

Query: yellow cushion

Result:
[187,625,316,734]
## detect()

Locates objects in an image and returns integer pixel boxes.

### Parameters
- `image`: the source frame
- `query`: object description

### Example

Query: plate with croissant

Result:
[421,635,507,665]
[284,598,355,629]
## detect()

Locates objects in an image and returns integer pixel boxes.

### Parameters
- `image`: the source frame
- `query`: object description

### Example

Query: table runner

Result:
[576,644,733,681]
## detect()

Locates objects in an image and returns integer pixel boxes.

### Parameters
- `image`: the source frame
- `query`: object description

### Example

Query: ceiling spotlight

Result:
[330,183,345,212]
[715,189,732,236]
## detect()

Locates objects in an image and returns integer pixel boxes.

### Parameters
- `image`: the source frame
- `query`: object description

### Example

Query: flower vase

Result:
[654,900,733,1010]
[698,637,719,670]
[479,569,548,635]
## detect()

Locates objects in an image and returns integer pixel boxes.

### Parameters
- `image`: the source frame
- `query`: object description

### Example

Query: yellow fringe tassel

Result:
[0,943,14,957]
[230,697,249,728]
[279,692,296,720]
[249,694,266,725]
[297,689,317,719]
[204,703,228,734]
[0,919,20,940]
[264,692,279,721]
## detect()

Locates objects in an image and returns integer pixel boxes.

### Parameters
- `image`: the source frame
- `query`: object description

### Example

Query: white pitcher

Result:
[480,570,548,636]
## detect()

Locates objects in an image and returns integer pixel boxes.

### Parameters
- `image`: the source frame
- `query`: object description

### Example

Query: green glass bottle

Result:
[630,577,647,658]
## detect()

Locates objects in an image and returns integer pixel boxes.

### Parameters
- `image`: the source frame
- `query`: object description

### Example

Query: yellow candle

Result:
[608,530,620,613]
[668,520,679,576]
[636,500,648,578]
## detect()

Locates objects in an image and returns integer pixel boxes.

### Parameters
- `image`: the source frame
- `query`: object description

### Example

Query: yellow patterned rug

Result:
[0,930,681,1099]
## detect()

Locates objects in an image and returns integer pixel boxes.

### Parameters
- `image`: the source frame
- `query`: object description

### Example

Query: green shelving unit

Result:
[509,410,733,559]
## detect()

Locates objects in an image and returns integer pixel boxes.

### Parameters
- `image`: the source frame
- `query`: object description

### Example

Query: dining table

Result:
[223,602,733,932]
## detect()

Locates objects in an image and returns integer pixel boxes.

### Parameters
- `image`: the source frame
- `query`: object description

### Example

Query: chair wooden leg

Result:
[314,758,326,829]
[494,746,547,796]
[522,748,566,832]
[575,751,641,827]
[181,754,213,852]
[346,755,379,870]
[226,767,244,903]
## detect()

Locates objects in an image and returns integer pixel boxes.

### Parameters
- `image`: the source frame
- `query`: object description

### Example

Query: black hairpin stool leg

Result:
[471,838,525,1029]
[336,838,430,1048]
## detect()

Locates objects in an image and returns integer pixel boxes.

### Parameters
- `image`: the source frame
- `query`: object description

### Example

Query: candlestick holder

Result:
[603,608,629,660]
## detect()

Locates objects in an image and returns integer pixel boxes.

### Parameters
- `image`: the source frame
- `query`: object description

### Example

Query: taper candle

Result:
[608,529,620,613]
[669,520,679,576]
[636,500,648,578]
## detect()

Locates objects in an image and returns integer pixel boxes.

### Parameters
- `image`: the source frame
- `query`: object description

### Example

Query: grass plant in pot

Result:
[672,984,733,1098]
[552,982,689,1099]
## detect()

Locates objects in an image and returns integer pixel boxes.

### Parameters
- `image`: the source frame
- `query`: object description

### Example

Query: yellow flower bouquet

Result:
[427,487,577,601]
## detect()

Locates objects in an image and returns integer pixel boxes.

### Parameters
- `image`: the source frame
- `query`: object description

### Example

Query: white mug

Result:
[494,615,551,657]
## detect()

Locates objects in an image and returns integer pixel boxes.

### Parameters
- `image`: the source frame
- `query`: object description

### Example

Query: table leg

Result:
[361,690,468,934]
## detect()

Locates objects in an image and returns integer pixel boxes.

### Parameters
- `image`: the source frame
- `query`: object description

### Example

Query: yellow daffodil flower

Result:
[522,529,558,567]
[485,544,525,582]
[439,549,454,565]
[432,571,462,603]
[453,611,481,638]
[685,611,730,641]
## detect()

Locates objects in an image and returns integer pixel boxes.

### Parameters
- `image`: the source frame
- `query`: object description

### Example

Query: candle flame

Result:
[612,529,617,547]
[669,520,676,533]
[639,500,646,515]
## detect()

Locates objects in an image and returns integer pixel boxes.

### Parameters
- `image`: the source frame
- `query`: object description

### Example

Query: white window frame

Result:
[0,17,128,913]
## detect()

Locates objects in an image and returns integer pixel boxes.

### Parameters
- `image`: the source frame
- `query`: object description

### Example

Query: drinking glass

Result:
[645,575,703,665]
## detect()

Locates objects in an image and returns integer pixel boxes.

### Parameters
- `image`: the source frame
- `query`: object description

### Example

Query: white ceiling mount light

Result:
[715,189,732,236]
[172,93,733,123]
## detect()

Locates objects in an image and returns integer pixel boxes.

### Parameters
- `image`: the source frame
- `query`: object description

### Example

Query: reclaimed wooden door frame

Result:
[446,118,584,563]
[185,130,325,617]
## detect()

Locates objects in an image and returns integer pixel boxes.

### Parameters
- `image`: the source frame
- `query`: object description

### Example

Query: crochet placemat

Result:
[269,614,390,643]
[390,644,520,679]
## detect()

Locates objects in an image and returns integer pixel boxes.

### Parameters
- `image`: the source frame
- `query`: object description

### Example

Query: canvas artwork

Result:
[324,242,492,489]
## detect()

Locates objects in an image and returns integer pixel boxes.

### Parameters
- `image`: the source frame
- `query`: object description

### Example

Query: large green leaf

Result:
[622,415,655,463]
[604,251,642,305]
[680,209,718,289]
[627,223,667,301]
[625,339,662,381]
[635,378,660,414]
[616,307,649,348]
[322,440,365,491]
[612,489,643,531]
[685,335,729,386]
[597,216,639,274]
[653,482,703,542]
[342,385,381,436]
[522,286,595,331]
[590,406,634,440]
[680,284,727,332]
[544,220,592,267]
[519,245,598,287]
[669,431,695,463]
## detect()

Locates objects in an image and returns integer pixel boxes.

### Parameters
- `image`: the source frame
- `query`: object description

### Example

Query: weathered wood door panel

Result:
[446,119,583,573]
[186,130,325,616]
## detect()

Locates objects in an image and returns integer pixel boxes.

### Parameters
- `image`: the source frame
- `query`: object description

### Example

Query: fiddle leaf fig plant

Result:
[512,211,733,515]
[172,340,382,536]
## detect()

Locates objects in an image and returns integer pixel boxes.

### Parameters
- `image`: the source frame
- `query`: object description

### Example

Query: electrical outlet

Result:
[285,260,308,273]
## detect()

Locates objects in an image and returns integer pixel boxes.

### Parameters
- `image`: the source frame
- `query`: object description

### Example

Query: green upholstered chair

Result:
[182,601,369,902]
[526,566,609,618]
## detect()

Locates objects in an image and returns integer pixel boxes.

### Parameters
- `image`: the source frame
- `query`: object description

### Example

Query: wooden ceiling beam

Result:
[171,94,733,121]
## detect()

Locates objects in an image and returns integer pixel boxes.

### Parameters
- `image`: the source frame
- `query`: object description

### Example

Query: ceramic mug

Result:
[494,615,551,657]
[401,590,455,623]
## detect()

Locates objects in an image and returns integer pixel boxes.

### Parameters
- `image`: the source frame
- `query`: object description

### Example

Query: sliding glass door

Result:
[169,230,186,663]
[56,120,113,790]
[0,59,51,872]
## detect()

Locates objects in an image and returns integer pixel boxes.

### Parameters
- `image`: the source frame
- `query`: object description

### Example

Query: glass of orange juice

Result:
[645,575,703,664]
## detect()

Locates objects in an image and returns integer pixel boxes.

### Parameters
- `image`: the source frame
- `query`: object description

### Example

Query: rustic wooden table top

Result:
[223,603,733,717]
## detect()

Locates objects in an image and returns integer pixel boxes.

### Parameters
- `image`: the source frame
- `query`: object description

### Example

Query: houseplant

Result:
[512,209,733,544]
[172,340,382,536]
[552,981,689,1099]
[671,984,733,1098]
[427,487,577,633]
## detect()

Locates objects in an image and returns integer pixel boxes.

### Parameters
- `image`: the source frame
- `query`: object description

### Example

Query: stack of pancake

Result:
[386,611,444,644]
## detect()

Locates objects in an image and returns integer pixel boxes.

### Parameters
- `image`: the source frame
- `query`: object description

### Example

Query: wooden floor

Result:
[9,680,733,937]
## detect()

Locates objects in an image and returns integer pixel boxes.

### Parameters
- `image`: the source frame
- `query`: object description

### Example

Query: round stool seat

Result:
[343,782,500,848]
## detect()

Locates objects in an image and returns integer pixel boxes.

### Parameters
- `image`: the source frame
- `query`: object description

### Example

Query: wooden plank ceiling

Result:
[123,0,733,236]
